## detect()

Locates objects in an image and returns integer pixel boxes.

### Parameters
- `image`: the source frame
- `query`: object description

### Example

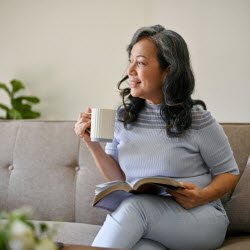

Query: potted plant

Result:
[0,207,58,250]
[0,79,41,119]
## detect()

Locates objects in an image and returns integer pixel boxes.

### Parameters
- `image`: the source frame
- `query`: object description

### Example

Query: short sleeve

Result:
[105,137,119,163]
[194,111,239,176]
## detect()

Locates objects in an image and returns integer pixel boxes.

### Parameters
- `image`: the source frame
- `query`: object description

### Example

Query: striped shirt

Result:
[105,102,239,187]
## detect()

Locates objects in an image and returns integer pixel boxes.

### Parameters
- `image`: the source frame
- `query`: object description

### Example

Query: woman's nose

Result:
[127,62,136,76]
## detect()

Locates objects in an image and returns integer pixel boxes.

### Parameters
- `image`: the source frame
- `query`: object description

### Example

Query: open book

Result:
[93,176,184,212]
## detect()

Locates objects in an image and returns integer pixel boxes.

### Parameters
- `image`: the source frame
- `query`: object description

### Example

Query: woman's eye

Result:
[128,59,145,66]
[137,61,145,66]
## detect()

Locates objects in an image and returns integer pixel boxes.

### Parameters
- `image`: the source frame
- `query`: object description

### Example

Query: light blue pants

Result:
[92,195,229,250]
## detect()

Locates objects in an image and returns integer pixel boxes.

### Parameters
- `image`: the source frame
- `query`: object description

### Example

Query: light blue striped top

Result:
[105,102,239,188]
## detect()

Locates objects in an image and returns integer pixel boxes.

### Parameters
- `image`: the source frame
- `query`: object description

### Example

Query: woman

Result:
[74,25,239,250]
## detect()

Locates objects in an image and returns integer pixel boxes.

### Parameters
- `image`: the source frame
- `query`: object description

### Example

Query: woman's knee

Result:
[111,195,149,230]
[114,195,146,215]
[132,239,167,250]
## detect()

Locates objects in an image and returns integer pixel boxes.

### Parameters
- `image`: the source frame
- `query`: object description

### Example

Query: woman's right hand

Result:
[75,108,124,181]
[74,107,92,143]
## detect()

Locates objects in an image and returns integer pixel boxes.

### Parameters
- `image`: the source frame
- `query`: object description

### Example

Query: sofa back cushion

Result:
[221,124,250,175]
[0,121,107,225]
[221,124,250,233]
[225,156,250,232]
[219,124,250,205]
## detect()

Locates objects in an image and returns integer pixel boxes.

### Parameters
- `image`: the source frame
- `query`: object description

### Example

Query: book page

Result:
[95,181,129,195]
[131,176,183,190]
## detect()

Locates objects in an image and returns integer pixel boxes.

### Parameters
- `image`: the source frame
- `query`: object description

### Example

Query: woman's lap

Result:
[92,195,229,250]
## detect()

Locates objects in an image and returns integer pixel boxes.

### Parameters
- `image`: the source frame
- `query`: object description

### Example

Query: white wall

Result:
[146,0,250,122]
[0,0,146,119]
[0,0,249,122]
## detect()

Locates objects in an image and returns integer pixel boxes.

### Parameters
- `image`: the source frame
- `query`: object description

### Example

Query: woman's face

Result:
[127,38,167,104]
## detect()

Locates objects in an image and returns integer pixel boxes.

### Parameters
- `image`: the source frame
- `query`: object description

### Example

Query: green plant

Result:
[0,79,41,119]
[0,207,58,250]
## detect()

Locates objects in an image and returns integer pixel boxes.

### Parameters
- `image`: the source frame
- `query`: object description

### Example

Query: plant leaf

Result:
[1,79,41,120]
[22,110,40,119]
[15,96,40,104]
[11,99,32,112]
[11,98,40,119]
[0,83,11,97]
[7,109,22,119]
[10,79,25,94]
[40,223,48,232]
[0,103,10,111]
[0,230,9,249]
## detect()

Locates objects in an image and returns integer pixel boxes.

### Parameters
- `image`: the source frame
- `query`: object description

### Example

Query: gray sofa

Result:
[0,120,250,249]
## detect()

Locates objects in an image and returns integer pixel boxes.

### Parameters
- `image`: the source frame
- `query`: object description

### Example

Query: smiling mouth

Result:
[129,81,141,88]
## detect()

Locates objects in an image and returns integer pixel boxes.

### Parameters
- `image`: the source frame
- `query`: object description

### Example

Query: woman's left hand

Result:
[167,182,206,209]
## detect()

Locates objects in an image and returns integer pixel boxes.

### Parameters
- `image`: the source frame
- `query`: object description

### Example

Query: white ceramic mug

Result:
[90,108,116,142]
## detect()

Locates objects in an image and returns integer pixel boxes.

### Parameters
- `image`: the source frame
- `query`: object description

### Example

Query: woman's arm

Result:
[74,108,125,182]
[86,141,125,181]
[172,113,240,209]
[201,172,239,202]
[168,172,240,209]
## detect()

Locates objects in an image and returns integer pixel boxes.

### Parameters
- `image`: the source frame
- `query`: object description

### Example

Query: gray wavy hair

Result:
[118,24,206,137]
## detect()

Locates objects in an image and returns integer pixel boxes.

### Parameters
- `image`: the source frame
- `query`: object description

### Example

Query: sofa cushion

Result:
[33,220,101,246]
[222,124,250,175]
[5,121,79,222]
[220,124,250,204]
[75,141,109,225]
[0,121,19,211]
[217,234,250,249]
[225,156,250,233]
[0,121,108,226]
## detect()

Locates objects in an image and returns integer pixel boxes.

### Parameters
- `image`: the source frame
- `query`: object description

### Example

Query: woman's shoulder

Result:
[191,105,215,130]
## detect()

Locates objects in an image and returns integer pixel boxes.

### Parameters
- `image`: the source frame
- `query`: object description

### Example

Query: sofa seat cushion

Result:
[32,220,101,246]
[217,234,250,249]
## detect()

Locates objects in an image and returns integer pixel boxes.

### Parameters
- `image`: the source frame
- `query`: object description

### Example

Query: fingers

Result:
[74,107,92,139]
[77,112,91,123]
[83,120,91,131]
[169,188,190,195]
[167,189,188,199]
[181,182,196,189]
[87,107,91,113]
[167,186,196,199]
[74,118,91,138]
[74,123,89,138]
[170,191,194,209]
[79,120,91,137]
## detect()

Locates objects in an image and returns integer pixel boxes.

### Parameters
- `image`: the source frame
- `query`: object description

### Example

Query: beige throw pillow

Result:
[225,156,250,232]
